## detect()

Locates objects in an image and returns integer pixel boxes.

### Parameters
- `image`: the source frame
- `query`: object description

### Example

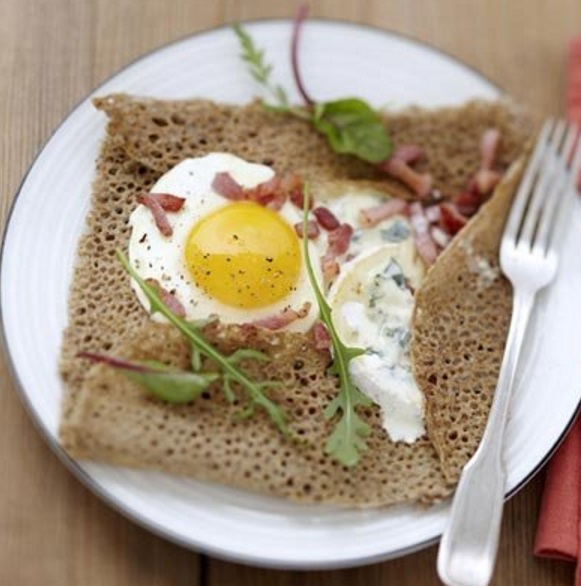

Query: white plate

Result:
[2,19,581,570]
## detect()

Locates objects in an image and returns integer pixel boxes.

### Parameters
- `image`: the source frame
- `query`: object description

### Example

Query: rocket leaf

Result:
[78,352,218,403]
[312,99,393,163]
[300,186,372,467]
[233,18,393,165]
[82,251,290,435]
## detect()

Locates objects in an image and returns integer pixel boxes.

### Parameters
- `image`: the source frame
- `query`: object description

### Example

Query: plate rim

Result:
[1,16,579,570]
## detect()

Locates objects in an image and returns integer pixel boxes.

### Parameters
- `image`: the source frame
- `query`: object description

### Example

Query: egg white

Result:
[128,153,325,332]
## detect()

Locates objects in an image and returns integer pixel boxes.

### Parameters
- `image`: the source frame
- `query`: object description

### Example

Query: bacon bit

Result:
[294,220,320,239]
[145,278,187,318]
[246,176,286,210]
[321,252,340,284]
[380,158,433,198]
[391,144,424,165]
[251,302,312,330]
[439,203,468,235]
[213,172,304,211]
[212,171,245,200]
[474,168,502,195]
[452,189,482,217]
[327,223,353,256]
[265,193,287,211]
[313,206,340,230]
[285,175,310,209]
[138,193,173,236]
[313,321,331,351]
[359,198,408,227]
[409,202,439,266]
[430,226,452,249]
[480,128,502,170]
[424,205,441,224]
[320,223,353,284]
[148,193,186,212]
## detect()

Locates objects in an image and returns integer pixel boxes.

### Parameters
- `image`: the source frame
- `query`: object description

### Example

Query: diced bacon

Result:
[327,223,353,256]
[138,193,173,236]
[248,175,280,198]
[212,172,304,210]
[251,302,312,330]
[321,221,353,285]
[147,193,186,212]
[409,202,439,266]
[246,176,286,210]
[474,168,502,194]
[313,206,340,230]
[424,205,441,224]
[145,278,187,317]
[283,174,309,209]
[480,128,502,170]
[358,198,408,227]
[430,226,452,249]
[265,193,286,211]
[439,203,468,235]
[380,158,433,198]
[294,220,320,239]
[452,189,482,217]
[212,171,245,200]
[391,144,424,165]
[313,321,331,351]
[321,252,340,284]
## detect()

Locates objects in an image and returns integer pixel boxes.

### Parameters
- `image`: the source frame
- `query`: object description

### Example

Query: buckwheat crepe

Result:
[59,95,531,506]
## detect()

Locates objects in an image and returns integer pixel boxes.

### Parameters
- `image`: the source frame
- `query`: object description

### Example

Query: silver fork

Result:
[437,119,581,586]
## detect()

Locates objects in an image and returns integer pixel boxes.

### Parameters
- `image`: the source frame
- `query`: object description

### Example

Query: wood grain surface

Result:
[1,0,579,584]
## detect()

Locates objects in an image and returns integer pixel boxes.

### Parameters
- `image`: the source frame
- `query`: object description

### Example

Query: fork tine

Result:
[518,121,567,250]
[533,122,579,255]
[501,120,554,246]
[545,125,581,256]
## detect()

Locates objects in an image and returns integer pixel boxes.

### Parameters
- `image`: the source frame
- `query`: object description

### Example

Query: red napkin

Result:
[568,39,581,123]
[534,38,581,579]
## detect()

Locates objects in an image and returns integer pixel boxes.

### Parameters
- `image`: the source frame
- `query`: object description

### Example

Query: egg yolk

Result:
[184,202,302,309]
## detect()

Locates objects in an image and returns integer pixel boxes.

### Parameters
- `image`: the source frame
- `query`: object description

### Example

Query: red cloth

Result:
[534,38,581,582]
[534,421,581,561]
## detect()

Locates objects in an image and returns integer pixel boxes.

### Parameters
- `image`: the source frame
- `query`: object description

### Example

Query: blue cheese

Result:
[328,243,426,443]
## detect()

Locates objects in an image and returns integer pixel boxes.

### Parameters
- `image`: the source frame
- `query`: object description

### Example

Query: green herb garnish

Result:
[312,99,393,163]
[233,11,393,164]
[85,250,289,433]
[78,352,219,403]
[301,186,372,467]
[233,23,292,114]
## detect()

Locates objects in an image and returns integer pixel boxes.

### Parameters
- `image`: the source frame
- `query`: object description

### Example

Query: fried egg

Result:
[128,153,325,332]
[129,156,428,442]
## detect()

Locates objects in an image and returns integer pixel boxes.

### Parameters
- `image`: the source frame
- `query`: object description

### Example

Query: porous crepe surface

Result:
[59,139,158,423]
[59,95,531,506]
[95,94,531,200]
[411,159,525,484]
[66,322,452,507]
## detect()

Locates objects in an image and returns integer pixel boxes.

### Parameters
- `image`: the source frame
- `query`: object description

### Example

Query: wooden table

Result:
[1,0,579,584]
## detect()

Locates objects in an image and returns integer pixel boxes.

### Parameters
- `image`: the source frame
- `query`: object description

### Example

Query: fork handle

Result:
[437,288,536,586]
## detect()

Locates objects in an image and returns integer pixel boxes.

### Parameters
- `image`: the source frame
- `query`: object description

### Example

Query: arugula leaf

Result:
[116,250,288,434]
[233,23,393,166]
[312,99,393,163]
[301,187,372,467]
[233,23,290,110]
[78,352,218,403]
